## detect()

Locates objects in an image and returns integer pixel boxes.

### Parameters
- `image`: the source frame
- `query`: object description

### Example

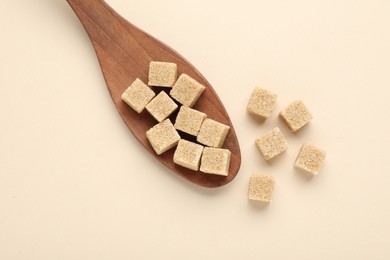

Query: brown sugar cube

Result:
[146,119,180,155]
[255,127,288,161]
[121,78,156,113]
[279,100,313,132]
[170,74,205,107]
[173,139,204,171]
[145,91,178,122]
[174,106,207,136]
[248,174,275,202]
[197,118,230,148]
[148,61,177,87]
[247,87,277,120]
[294,143,326,175]
[200,147,231,176]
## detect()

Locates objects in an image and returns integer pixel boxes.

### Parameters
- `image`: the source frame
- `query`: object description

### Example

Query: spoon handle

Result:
[66,0,192,97]
[66,0,149,70]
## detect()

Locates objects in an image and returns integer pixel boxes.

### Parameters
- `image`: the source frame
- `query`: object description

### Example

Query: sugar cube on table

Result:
[248,174,275,202]
[247,87,277,120]
[146,91,178,122]
[173,139,204,171]
[200,147,231,176]
[279,100,313,132]
[146,119,180,155]
[255,127,288,161]
[121,78,155,113]
[197,118,230,148]
[148,61,177,87]
[294,143,326,175]
[174,106,207,136]
[170,74,205,107]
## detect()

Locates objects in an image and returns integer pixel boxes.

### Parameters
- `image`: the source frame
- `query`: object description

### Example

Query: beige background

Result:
[1,0,390,259]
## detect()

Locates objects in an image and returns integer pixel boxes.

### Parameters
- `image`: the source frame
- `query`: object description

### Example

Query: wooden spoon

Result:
[66,0,241,187]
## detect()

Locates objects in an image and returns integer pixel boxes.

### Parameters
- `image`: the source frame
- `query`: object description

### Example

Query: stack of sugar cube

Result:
[121,61,232,177]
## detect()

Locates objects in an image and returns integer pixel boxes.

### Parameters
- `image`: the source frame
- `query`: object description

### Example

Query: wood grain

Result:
[66,0,241,187]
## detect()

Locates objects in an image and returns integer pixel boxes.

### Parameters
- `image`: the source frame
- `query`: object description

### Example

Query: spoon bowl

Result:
[66,0,241,187]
